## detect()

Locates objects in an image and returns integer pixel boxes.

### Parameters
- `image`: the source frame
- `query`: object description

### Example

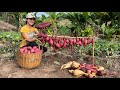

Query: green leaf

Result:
[101,23,106,32]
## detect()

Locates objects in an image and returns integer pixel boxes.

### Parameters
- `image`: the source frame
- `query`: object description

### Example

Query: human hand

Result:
[33,34,39,38]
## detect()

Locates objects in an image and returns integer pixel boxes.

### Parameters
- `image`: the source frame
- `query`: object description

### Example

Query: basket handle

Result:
[35,38,42,49]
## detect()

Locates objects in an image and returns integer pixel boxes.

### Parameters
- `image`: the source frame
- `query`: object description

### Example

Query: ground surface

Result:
[0,21,16,31]
[0,49,120,78]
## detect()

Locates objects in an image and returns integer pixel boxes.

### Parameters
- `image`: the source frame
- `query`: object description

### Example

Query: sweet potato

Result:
[35,48,39,53]
[96,66,105,71]
[69,69,88,77]
[31,49,35,53]
[35,22,51,29]
[24,49,28,53]
[83,39,87,47]
[33,46,37,50]
[55,43,61,48]
[49,39,54,46]
[27,50,31,54]
[71,61,80,69]
[20,48,24,53]
[45,37,50,42]
[80,63,86,68]
[80,67,87,73]
[87,38,92,44]
[81,37,85,44]
[88,73,96,78]
[60,61,73,70]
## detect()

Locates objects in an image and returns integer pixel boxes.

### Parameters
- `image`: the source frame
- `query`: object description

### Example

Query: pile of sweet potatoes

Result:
[60,61,107,78]
[19,46,42,54]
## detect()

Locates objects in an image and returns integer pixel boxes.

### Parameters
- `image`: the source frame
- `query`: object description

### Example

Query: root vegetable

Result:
[27,50,30,54]
[60,61,73,70]
[81,37,85,43]
[80,67,87,73]
[35,22,51,29]
[69,42,73,46]
[63,42,67,48]
[37,33,42,38]
[60,43,64,47]
[87,37,92,44]
[69,39,73,43]
[49,38,54,46]
[96,66,105,71]
[71,61,80,69]
[76,42,79,45]
[80,63,86,68]
[76,38,79,42]
[24,49,28,53]
[68,70,74,73]
[85,64,93,69]
[35,48,39,53]
[83,39,87,47]
[33,46,37,50]
[55,43,61,48]
[19,46,41,54]
[42,33,47,38]
[88,73,96,78]
[66,39,69,43]
[78,41,82,46]
[23,47,27,50]
[96,70,107,76]
[31,49,35,53]
[20,48,24,52]
[69,69,88,77]
[90,69,97,73]
[73,39,76,44]
[96,71,103,76]
[87,70,92,74]
[27,46,32,50]
[45,37,50,42]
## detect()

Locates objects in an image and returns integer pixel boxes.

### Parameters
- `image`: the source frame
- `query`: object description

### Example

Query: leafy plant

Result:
[79,39,120,57]
[58,26,71,36]
[0,31,21,59]
[80,26,93,37]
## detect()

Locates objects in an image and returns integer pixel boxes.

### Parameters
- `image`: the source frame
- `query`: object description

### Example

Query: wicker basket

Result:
[17,51,43,69]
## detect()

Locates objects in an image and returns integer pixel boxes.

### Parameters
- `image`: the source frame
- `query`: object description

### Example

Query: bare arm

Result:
[21,32,36,42]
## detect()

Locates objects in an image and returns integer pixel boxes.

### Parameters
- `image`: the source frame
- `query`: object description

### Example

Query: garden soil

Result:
[0,49,120,78]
